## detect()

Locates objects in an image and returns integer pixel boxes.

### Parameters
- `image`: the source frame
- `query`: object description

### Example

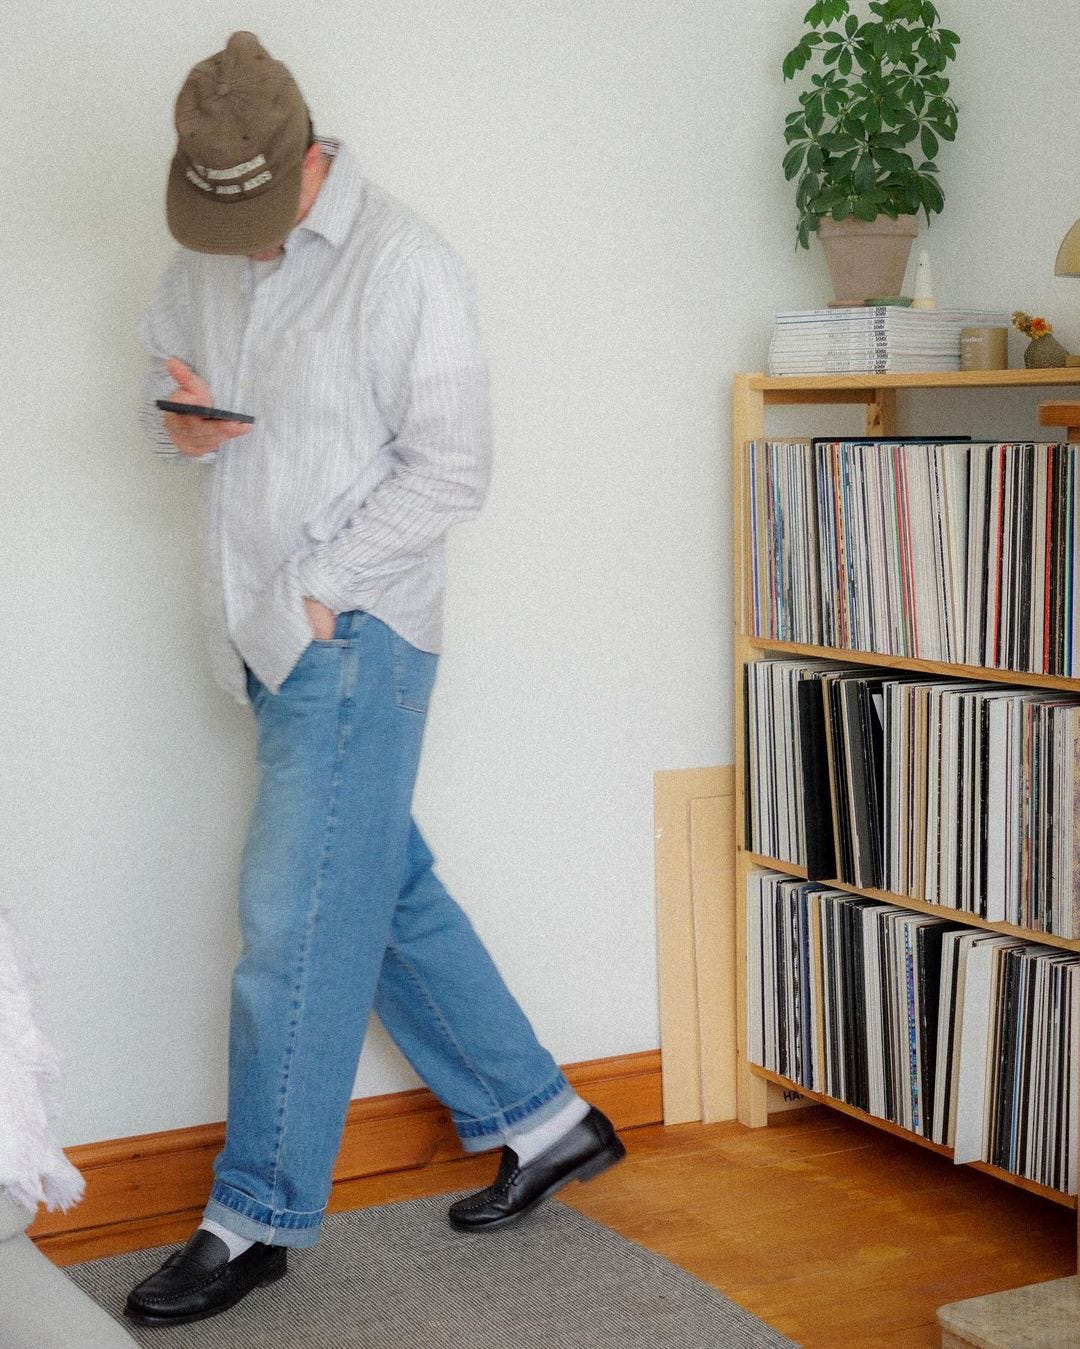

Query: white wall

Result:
[1,2,1077,1147]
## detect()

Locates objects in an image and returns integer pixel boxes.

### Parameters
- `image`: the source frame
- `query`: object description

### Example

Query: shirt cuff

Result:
[232,560,312,693]
[297,551,360,617]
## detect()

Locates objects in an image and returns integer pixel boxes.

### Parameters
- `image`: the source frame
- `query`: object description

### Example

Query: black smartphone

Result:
[155,399,255,425]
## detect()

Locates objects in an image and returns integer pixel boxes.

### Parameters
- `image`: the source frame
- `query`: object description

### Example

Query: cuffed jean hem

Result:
[203,1188,324,1249]
[454,1071,575,1153]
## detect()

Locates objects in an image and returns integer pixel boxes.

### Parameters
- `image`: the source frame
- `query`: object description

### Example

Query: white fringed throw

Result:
[0,907,84,1212]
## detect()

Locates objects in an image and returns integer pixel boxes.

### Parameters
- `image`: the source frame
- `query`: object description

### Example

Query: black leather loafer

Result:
[448,1105,626,1231]
[124,1229,287,1327]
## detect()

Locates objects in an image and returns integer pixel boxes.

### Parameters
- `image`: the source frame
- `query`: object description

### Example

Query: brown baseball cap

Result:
[166,32,310,255]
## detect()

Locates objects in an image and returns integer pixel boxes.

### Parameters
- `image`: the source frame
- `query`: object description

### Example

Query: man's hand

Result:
[304,597,336,641]
[162,358,252,457]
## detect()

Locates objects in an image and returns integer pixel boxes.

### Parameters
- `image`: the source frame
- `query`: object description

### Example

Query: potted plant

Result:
[782,0,959,305]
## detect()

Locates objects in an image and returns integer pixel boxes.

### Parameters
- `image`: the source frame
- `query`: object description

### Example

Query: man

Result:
[125,32,624,1329]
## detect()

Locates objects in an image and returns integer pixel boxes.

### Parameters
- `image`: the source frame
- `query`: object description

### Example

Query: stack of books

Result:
[767,307,1010,376]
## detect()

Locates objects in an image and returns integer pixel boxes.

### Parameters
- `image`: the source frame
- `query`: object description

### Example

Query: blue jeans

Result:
[204,611,571,1248]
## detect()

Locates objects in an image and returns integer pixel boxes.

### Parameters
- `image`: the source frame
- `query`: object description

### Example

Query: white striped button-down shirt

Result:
[139,141,492,701]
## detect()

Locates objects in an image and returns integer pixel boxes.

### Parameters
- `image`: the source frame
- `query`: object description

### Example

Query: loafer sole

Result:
[449,1137,626,1232]
[124,1257,287,1327]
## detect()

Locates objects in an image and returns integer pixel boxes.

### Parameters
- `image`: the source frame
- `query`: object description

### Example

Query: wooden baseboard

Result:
[30,1050,660,1264]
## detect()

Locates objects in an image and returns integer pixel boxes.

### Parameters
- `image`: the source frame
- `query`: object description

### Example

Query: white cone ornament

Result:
[910,249,936,310]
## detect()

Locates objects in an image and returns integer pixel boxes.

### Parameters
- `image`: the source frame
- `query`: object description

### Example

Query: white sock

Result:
[505,1094,591,1165]
[198,1218,255,1261]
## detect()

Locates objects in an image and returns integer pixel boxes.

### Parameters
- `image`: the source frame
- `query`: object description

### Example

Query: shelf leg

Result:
[866,387,898,437]
[737,1059,769,1127]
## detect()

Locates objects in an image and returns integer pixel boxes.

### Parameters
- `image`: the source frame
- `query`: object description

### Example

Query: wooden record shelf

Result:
[731,368,1080,1260]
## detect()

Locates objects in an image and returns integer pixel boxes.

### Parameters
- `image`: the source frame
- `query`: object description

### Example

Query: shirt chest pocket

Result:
[270,328,365,444]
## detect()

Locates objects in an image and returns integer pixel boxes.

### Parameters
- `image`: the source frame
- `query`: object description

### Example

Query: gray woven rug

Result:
[68,1192,796,1348]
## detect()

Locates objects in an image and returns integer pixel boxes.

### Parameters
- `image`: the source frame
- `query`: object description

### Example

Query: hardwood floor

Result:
[53,1106,1074,1346]
[565,1108,1074,1346]
[332,1106,1075,1347]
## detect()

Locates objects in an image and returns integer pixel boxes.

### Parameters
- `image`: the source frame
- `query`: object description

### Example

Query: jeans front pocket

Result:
[309,609,362,646]
[385,625,438,715]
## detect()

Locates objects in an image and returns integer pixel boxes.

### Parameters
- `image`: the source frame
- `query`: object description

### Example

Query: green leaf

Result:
[879,83,908,111]
[839,48,853,75]
[845,13,858,35]
[783,143,808,180]
[807,143,826,172]
[822,29,844,42]
[797,172,820,209]
[920,125,939,159]
[830,150,859,177]
[852,198,879,221]
[872,146,911,172]
[920,175,944,213]
[890,116,919,143]
[853,152,877,189]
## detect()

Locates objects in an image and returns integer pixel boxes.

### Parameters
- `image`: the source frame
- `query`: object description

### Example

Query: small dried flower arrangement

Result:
[1012,311,1053,339]
[1012,311,1070,368]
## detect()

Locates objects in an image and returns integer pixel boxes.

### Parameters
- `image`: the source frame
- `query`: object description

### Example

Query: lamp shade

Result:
[1055,218,1080,276]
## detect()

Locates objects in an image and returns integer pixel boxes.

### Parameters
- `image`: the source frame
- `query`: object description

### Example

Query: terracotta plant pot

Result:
[817,214,919,307]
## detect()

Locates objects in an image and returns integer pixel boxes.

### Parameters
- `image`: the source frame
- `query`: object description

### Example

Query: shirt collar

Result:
[291,138,363,250]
